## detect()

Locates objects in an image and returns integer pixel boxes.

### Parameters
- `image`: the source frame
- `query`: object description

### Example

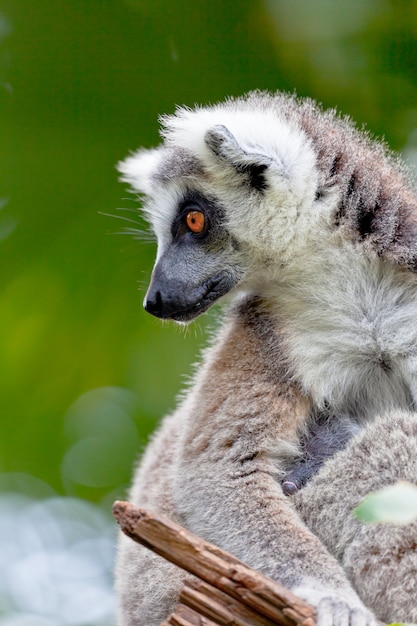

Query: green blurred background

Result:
[1,0,417,623]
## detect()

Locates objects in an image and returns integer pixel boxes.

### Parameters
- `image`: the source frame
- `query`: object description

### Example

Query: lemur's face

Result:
[119,110,318,323]
[143,185,245,322]
[135,124,273,323]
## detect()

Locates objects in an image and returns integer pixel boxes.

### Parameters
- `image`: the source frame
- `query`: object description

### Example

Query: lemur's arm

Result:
[174,298,375,625]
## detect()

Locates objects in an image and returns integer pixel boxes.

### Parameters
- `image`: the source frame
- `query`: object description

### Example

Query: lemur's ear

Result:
[204,125,273,192]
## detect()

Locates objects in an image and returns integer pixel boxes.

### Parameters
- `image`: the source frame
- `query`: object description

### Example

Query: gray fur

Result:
[153,147,205,185]
[294,411,417,623]
[116,92,417,625]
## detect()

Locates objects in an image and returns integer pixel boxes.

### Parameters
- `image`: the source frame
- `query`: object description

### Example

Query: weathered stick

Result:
[161,603,219,625]
[180,579,279,626]
[113,500,316,626]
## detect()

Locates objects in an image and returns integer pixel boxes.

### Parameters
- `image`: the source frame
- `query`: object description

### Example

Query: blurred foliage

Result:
[1,0,417,619]
[355,481,417,525]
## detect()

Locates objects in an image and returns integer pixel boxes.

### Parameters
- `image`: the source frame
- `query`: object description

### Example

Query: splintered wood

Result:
[113,500,316,626]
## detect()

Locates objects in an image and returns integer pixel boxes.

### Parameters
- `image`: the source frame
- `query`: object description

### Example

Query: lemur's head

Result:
[118,94,320,322]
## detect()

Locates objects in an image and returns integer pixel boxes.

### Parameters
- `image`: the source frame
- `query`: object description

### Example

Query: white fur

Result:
[266,240,417,418]
[161,106,315,195]
[118,148,162,195]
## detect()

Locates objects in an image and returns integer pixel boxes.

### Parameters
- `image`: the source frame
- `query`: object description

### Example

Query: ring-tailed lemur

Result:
[115,91,417,625]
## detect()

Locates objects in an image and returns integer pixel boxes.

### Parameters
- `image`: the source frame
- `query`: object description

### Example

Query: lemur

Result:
[115,91,417,625]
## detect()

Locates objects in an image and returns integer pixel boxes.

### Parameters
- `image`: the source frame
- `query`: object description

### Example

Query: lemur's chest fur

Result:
[271,244,417,421]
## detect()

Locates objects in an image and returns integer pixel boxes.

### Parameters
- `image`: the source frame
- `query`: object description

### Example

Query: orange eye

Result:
[186,210,206,234]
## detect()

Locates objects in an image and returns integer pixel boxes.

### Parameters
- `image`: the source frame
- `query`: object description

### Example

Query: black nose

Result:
[144,276,205,321]
[144,279,184,319]
[144,286,163,317]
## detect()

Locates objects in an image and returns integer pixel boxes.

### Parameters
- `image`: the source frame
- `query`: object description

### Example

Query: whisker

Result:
[99,211,142,226]
[115,207,141,214]
[120,197,140,203]
[137,279,150,291]
[114,227,155,242]
[100,209,155,242]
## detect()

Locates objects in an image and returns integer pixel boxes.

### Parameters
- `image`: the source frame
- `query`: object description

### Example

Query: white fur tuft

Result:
[117,148,162,195]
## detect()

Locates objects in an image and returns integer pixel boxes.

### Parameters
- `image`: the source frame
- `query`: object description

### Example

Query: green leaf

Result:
[355,481,417,524]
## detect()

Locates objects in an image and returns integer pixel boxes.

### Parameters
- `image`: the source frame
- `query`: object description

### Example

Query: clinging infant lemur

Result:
[116,91,417,625]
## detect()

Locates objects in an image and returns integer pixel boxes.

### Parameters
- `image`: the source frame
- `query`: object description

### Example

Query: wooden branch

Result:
[161,603,219,625]
[113,501,316,626]
[179,579,279,626]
